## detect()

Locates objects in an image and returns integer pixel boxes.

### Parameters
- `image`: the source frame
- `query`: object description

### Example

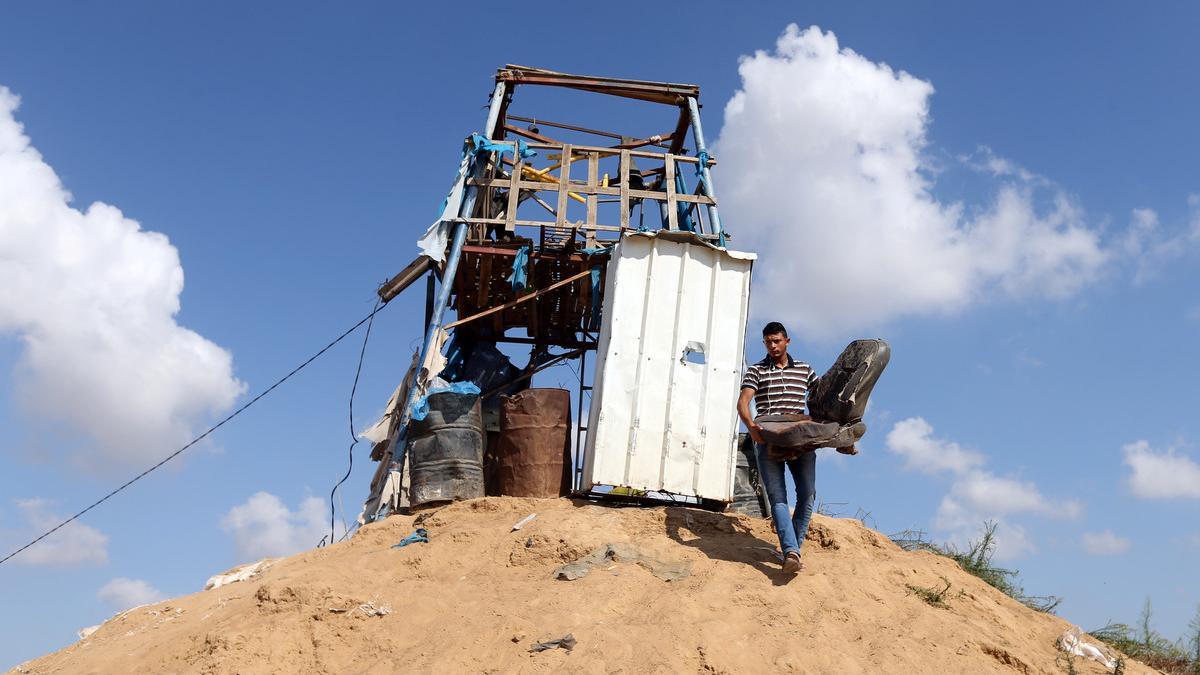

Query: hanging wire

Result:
[0,302,389,568]
[320,295,382,547]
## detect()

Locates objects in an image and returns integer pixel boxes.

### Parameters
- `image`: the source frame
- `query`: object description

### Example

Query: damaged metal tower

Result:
[360,65,755,521]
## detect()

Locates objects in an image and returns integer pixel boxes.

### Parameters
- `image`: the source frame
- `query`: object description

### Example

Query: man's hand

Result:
[748,422,765,444]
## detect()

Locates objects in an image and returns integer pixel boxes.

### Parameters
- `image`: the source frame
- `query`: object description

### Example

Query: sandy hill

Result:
[10,497,1153,674]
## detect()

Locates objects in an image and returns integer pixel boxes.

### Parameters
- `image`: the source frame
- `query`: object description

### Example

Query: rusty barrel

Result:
[408,391,485,507]
[490,388,572,498]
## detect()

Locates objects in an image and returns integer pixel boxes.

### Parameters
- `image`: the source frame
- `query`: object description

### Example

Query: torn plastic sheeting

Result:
[417,134,534,264]
[530,634,576,653]
[408,381,481,422]
[507,245,530,293]
[469,133,536,161]
[1057,630,1116,670]
[204,558,276,591]
[589,265,601,325]
[392,528,430,548]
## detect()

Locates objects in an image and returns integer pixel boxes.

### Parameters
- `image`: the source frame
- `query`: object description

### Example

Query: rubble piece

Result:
[204,558,276,591]
[358,601,391,617]
[530,633,577,653]
[553,543,691,582]
[511,514,537,531]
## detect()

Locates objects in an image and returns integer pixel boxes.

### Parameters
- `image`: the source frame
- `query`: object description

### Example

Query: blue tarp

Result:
[468,133,536,161]
[408,381,481,422]
[507,245,530,293]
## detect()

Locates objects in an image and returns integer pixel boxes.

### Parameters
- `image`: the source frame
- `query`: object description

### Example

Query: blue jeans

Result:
[755,442,816,556]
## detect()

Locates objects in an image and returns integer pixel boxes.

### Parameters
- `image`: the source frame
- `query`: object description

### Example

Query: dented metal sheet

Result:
[582,231,755,502]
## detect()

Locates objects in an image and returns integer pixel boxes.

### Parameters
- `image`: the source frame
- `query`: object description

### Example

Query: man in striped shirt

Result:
[736,321,817,575]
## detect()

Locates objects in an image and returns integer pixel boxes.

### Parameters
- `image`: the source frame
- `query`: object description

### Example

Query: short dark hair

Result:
[762,321,788,338]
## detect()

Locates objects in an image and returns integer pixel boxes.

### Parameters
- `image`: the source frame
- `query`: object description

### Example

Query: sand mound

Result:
[9,498,1153,674]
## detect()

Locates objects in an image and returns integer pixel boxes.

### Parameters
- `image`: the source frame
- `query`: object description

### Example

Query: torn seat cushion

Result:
[757,414,866,461]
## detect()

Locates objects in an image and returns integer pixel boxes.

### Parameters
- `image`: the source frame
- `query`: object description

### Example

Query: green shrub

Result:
[890,521,1061,614]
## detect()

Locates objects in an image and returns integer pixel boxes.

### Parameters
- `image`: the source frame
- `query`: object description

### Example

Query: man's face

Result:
[763,332,790,361]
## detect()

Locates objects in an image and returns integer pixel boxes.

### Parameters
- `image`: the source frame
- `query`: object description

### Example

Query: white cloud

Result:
[6,498,108,567]
[221,492,333,561]
[1081,530,1131,556]
[885,417,984,475]
[930,502,1035,562]
[887,417,1082,560]
[0,86,245,469]
[715,25,1111,340]
[1123,440,1200,499]
[947,471,1082,520]
[96,577,164,611]
[1119,204,1200,285]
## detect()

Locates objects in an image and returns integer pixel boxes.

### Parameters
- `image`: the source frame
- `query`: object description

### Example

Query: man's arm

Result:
[737,386,764,443]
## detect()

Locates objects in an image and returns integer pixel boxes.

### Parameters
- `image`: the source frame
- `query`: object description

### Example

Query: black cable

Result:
[0,303,389,568]
[322,295,381,547]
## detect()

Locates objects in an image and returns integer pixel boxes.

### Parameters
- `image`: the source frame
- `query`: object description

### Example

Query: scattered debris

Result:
[511,513,537,531]
[1057,629,1116,670]
[392,528,430,548]
[530,633,577,653]
[554,543,691,582]
[205,558,276,591]
[77,625,100,640]
[358,601,392,617]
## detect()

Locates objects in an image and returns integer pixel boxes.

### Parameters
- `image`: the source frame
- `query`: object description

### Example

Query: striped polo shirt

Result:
[741,355,817,417]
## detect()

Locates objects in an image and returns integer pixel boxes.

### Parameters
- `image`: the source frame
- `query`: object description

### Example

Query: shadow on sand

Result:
[663,506,796,586]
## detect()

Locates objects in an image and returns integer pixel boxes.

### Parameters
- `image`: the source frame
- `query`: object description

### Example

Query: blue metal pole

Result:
[686,96,724,240]
[389,81,508,475]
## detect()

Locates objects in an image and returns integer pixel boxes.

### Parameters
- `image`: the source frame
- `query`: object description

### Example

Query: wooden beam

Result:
[619,150,630,230]
[664,154,678,230]
[444,267,593,330]
[556,144,572,228]
[586,151,598,228]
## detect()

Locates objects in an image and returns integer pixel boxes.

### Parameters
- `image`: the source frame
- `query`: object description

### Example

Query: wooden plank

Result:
[619,150,630,229]
[664,154,678,230]
[476,254,492,307]
[628,189,713,204]
[505,154,523,232]
[460,216,626,232]
[586,152,598,227]
[556,144,572,228]
[443,268,595,330]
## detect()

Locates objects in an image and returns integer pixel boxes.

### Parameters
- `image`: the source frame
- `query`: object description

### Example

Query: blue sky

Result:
[2,1,1199,667]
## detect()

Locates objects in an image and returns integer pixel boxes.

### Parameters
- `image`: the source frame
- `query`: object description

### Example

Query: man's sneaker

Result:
[783,551,803,573]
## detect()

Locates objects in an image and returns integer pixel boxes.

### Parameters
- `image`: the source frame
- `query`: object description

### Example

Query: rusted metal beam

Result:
[498,65,699,105]
[507,114,623,141]
[377,255,432,302]
[667,106,691,155]
[461,245,609,263]
[502,123,562,145]
[612,131,675,150]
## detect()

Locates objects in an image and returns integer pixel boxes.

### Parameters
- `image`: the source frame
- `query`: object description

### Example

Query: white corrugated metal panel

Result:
[582,231,755,502]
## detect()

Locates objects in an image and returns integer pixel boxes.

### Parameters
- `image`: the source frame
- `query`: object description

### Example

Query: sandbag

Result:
[807,339,890,424]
